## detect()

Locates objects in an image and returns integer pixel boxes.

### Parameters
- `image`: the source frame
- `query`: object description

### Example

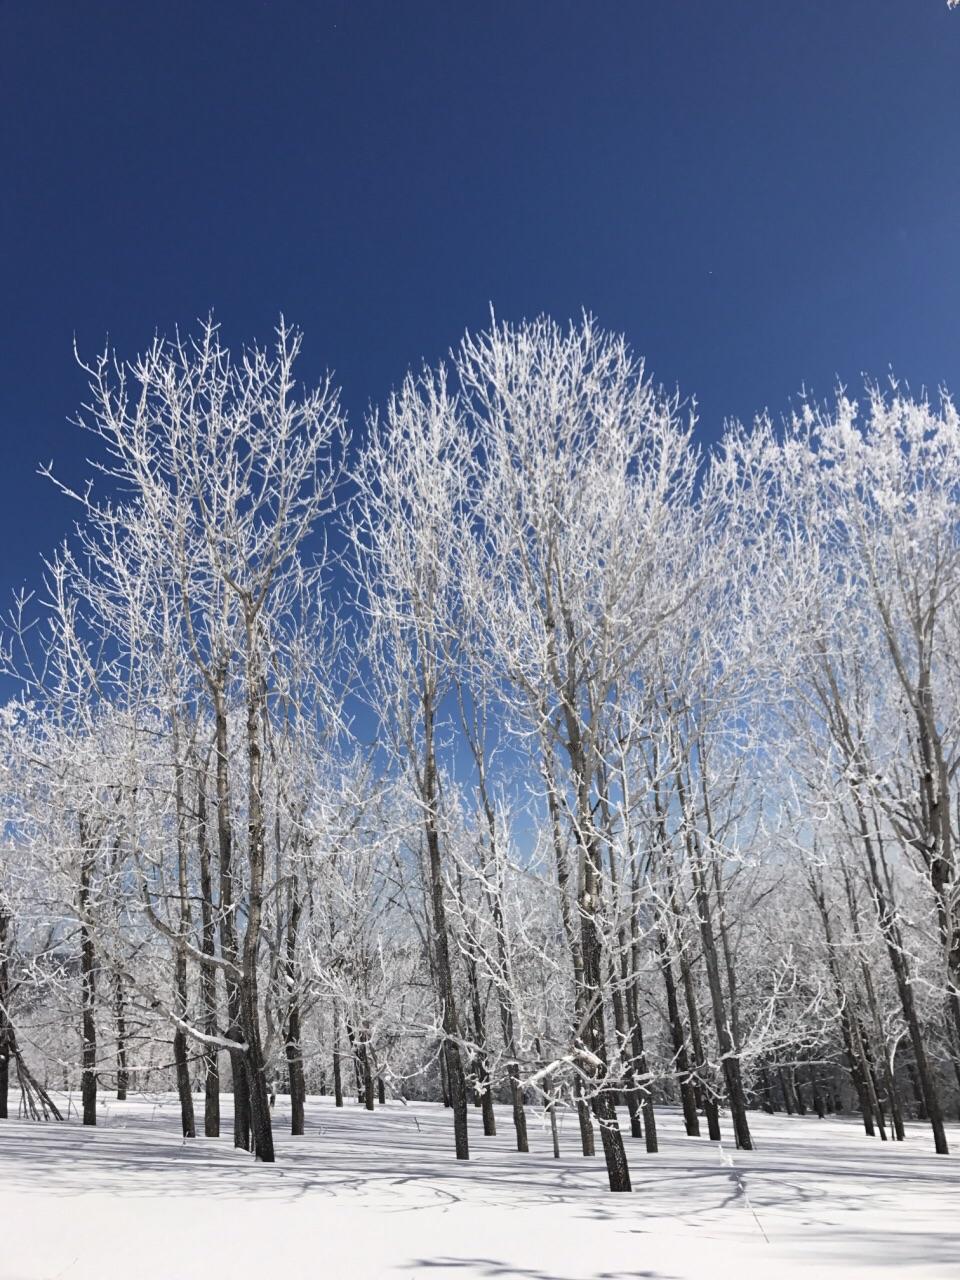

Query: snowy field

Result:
[1,1094,957,1280]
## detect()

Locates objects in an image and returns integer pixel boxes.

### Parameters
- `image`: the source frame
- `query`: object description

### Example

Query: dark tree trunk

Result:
[779,1066,796,1115]
[196,767,220,1138]
[471,1035,496,1139]
[229,1033,251,1149]
[574,1075,595,1156]
[213,683,251,1153]
[855,951,904,1141]
[345,1021,365,1105]
[810,878,875,1137]
[361,1037,375,1112]
[658,927,700,1137]
[603,778,656,1155]
[875,1038,905,1142]
[678,936,721,1141]
[625,879,658,1153]
[853,810,948,1153]
[562,750,630,1190]
[758,1063,776,1114]
[543,742,593,1158]
[172,742,197,1141]
[78,825,97,1127]
[439,1042,451,1108]
[284,896,305,1135]
[609,966,643,1140]
[332,1000,344,1107]
[286,1004,305,1135]
[907,1059,928,1121]
[810,1065,826,1118]
[422,702,469,1159]
[855,1020,887,1140]
[629,1007,658,1154]
[578,834,631,1190]
[792,1066,806,1115]
[460,678,528,1153]
[458,886,495,1137]
[113,972,128,1101]
[0,909,10,1119]
[240,620,275,1163]
[700,773,750,1145]
[474,1056,496,1136]
[173,1023,196,1138]
[286,1024,306,1132]
[241,985,274,1162]
[690,847,752,1150]
[485,850,528,1151]
[847,1020,878,1138]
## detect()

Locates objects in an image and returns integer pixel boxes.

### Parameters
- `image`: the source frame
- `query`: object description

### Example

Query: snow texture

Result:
[0,1095,956,1279]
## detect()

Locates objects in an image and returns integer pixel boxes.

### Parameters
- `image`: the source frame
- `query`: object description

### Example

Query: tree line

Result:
[1,314,958,1190]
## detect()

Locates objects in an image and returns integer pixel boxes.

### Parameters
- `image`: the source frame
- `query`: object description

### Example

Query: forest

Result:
[2,312,959,1196]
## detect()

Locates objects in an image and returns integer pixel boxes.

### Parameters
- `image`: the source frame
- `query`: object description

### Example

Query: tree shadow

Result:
[1,1092,957,1279]
[403,1261,678,1280]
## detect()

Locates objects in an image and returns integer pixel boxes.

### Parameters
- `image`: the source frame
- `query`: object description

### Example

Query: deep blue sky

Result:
[2,1,958,592]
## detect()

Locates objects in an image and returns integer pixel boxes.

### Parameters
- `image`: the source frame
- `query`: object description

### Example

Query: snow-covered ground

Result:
[0,1093,956,1279]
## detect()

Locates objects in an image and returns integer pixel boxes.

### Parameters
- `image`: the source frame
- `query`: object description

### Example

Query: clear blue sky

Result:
[2,1,958,590]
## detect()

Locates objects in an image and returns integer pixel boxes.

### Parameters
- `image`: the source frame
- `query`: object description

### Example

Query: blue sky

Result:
[2,0,958,592]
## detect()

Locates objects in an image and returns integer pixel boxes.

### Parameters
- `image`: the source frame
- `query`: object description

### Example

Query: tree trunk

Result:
[482,818,528,1151]
[608,962,643,1140]
[853,1019,887,1140]
[361,1035,375,1112]
[542,740,593,1157]
[810,877,875,1137]
[332,999,344,1107]
[78,823,97,1128]
[284,895,305,1135]
[678,930,721,1141]
[439,1040,451,1108]
[213,680,251,1152]
[601,836,644,1145]
[629,1005,658,1154]
[758,1063,776,1114]
[853,809,948,1153]
[907,1060,928,1121]
[574,1075,595,1156]
[690,845,752,1150]
[422,694,469,1160]
[779,1066,796,1115]
[172,739,196,1140]
[113,972,128,1102]
[173,1023,196,1138]
[241,986,275,1161]
[196,766,220,1137]
[241,619,275,1162]
[658,926,699,1137]
[286,1004,305,1136]
[0,909,10,1119]
[809,1064,825,1118]
[561,726,630,1189]
[792,1065,806,1115]
[577,829,631,1191]
[459,879,496,1137]
[345,1021,365,1105]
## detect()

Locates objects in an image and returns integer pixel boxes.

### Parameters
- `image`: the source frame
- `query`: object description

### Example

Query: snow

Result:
[1,1095,957,1279]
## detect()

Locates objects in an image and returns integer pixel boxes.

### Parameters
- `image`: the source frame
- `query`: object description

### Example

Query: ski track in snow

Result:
[1,1094,957,1279]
